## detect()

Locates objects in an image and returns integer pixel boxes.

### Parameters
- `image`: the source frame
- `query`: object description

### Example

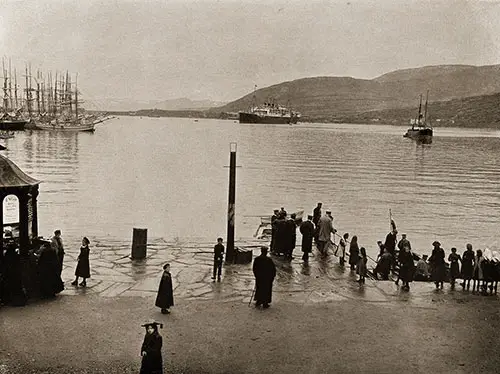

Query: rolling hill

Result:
[212,64,500,122]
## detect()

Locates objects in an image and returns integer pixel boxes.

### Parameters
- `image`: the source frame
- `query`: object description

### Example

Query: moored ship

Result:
[404,91,433,143]
[239,102,300,124]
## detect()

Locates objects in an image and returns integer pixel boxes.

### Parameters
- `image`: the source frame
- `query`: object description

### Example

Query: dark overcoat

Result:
[37,246,64,298]
[140,333,163,374]
[274,218,286,254]
[284,219,297,251]
[253,254,276,304]
[398,250,415,283]
[349,242,360,266]
[429,247,446,282]
[155,271,174,309]
[461,249,474,280]
[299,220,315,253]
[75,245,91,278]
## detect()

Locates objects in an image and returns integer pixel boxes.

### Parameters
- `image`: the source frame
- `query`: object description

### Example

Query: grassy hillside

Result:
[334,92,500,129]
[212,64,500,119]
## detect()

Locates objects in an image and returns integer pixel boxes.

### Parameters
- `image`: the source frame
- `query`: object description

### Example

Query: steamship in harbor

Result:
[239,102,301,124]
[238,86,300,124]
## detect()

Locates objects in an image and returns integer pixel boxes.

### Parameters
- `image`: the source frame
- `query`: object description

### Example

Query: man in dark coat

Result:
[51,230,65,278]
[312,202,322,243]
[212,237,224,282]
[140,321,163,374]
[252,247,276,308]
[300,215,315,262]
[1,244,27,306]
[384,229,398,269]
[274,213,287,256]
[155,263,174,314]
[37,243,64,299]
[270,209,280,254]
[284,213,297,261]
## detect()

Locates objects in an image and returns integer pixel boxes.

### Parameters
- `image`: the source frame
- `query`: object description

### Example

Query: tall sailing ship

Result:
[0,59,28,130]
[29,70,110,132]
[403,91,433,143]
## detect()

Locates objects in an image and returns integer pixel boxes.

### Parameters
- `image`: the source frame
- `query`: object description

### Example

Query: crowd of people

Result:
[267,202,500,294]
[0,229,94,306]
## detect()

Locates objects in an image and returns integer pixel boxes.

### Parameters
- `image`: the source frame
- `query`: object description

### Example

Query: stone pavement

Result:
[59,237,499,306]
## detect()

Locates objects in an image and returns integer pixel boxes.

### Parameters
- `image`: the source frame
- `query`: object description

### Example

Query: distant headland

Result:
[105,64,500,129]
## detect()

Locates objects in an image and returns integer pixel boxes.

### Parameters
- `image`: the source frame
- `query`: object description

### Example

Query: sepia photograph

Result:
[1,0,500,373]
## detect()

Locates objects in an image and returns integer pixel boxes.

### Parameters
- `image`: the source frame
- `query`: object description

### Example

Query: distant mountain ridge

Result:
[213,64,500,120]
[99,97,226,112]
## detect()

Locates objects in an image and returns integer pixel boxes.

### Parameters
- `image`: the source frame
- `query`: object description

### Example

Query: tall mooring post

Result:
[225,142,237,263]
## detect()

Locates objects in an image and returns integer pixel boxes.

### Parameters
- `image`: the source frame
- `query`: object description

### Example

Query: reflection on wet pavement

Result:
[59,238,499,307]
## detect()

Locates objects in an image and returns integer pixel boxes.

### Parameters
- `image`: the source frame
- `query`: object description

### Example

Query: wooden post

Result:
[131,228,147,259]
[225,143,237,263]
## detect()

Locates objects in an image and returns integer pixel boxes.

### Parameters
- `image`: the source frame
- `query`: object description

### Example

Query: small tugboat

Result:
[404,91,433,143]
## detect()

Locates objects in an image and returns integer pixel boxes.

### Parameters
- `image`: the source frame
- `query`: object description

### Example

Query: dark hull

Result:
[239,112,299,124]
[404,127,433,143]
[0,119,27,131]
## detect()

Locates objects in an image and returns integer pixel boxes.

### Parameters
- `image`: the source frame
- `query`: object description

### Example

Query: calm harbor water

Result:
[2,117,500,258]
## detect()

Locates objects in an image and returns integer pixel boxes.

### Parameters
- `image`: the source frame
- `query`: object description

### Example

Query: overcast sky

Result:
[1,0,499,103]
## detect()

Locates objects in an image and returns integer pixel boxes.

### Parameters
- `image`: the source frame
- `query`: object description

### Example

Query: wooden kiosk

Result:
[0,154,41,303]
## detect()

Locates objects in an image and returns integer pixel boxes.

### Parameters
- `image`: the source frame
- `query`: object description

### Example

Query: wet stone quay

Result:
[59,237,499,307]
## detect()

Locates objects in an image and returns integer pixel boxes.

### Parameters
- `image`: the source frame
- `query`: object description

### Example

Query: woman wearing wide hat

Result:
[140,321,163,374]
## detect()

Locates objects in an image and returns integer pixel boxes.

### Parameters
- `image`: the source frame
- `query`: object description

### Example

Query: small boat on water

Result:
[254,210,304,239]
[404,91,433,143]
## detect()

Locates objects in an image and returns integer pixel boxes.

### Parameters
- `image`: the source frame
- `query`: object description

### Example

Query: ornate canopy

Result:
[0,154,40,188]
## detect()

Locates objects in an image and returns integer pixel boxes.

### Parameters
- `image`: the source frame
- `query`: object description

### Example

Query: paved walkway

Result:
[60,237,498,306]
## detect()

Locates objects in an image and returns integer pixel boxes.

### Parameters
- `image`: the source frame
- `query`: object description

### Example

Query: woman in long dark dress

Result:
[71,237,91,287]
[140,322,163,374]
[348,235,360,271]
[37,243,64,298]
[428,241,446,289]
[155,264,174,314]
[461,244,475,290]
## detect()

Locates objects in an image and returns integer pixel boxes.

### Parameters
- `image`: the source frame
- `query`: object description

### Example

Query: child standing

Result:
[155,263,174,314]
[357,247,368,284]
[71,237,91,287]
[140,321,163,374]
[337,233,349,266]
[448,247,461,289]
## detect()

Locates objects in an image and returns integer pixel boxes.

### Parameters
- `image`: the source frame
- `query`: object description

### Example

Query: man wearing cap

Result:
[283,213,297,261]
[252,246,276,308]
[317,211,337,255]
[300,215,315,262]
[51,230,65,277]
[270,209,280,254]
[397,234,411,252]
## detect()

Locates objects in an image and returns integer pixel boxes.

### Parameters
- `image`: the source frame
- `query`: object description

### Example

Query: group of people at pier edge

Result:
[0,229,93,306]
[268,202,500,294]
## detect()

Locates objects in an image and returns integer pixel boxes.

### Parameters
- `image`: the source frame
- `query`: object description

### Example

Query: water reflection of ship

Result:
[24,130,80,165]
